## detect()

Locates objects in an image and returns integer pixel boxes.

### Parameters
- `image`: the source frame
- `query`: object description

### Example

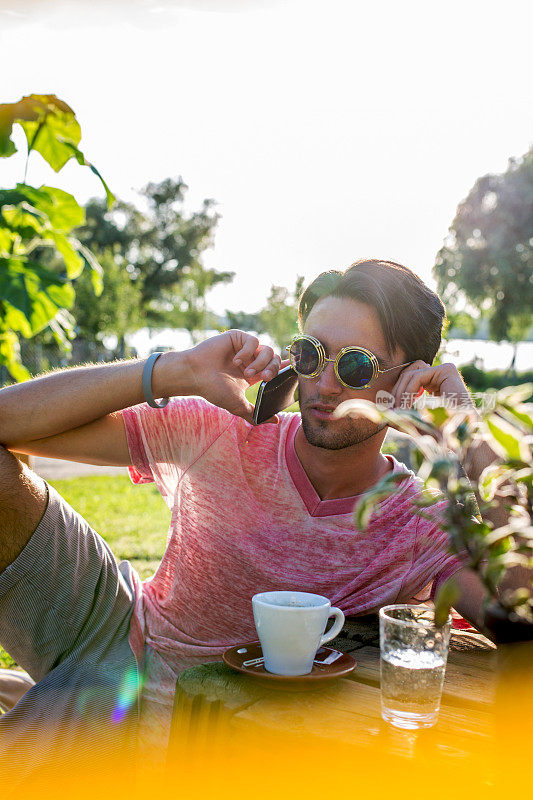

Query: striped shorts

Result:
[0,484,140,784]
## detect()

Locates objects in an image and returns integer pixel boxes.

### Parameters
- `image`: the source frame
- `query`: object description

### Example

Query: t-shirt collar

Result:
[284,416,411,518]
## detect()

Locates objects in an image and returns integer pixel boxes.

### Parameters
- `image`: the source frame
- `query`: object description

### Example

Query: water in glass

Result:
[379,604,451,730]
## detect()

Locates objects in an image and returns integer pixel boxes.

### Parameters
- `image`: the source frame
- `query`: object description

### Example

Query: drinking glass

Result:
[379,604,452,730]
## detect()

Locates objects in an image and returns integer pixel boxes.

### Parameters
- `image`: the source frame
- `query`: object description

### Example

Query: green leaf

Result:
[0,94,81,169]
[429,458,453,483]
[486,414,527,461]
[48,309,75,351]
[353,472,406,530]
[0,107,17,157]
[0,228,14,254]
[478,463,511,503]
[336,398,383,424]
[0,330,19,361]
[411,447,424,472]
[48,232,84,279]
[19,95,81,172]
[0,260,33,321]
[489,536,513,557]
[514,468,533,488]
[411,490,443,508]
[1,304,33,337]
[488,525,533,544]
[60,140,115,208]
[500,403,533,432]
[0,257,75,335]
[1,202,45,235]
[6,358,30,382]
[16,185,84,231]
[497,383,533,405]
[434,579,461,627]
[0,95,48,157]
[483,562,506,592]
[424,405,452,428]
[354,494,382,531]
[25,264,75,313]
[76,242,104,295]
[88,163,115,209]
[0,331,30,381]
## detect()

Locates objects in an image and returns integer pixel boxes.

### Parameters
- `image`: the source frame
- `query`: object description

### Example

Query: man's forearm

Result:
[0,351,191,448]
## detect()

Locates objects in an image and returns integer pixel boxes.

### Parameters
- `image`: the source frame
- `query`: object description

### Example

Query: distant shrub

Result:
[460,363,533,397]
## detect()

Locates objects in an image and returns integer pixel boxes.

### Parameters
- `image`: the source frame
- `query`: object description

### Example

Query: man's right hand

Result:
[182,330,281,423]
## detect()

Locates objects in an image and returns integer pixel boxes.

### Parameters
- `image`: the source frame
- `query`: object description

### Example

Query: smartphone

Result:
[252,365,298,425]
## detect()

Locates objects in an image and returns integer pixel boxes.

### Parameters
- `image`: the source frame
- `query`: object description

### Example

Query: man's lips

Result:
[310,403,337,412]
[308,403,338,420]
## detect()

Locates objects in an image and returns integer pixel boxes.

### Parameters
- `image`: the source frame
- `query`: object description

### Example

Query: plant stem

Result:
[23,118,45,184]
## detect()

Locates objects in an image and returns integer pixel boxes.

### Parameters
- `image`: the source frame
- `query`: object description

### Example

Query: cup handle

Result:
[320,607,345,646]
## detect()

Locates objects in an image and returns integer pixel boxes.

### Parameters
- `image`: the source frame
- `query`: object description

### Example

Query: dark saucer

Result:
[223,641,356,691]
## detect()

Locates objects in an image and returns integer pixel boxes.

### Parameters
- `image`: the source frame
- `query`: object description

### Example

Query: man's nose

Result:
[315,361,343,395]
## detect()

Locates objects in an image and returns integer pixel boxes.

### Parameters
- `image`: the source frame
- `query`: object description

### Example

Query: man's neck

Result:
[294,424,392,501]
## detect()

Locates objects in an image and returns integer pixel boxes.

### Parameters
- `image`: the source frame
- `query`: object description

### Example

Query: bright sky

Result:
[1,0,532,316]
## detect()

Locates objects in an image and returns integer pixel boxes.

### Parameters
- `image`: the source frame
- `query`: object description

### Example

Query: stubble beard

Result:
[300,407,388,451]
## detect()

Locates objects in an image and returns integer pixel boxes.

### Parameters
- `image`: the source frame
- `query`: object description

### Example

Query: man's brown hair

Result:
[298,259,446,364]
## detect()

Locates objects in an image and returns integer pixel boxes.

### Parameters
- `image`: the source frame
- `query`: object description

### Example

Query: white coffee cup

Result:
[252,591,345,676]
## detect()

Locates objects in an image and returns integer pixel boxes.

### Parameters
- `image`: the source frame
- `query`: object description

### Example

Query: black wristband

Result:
[142,352,170,409]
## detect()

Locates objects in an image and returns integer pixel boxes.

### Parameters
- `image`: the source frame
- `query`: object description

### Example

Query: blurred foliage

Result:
[434,147,533,350]
[0,94,111,381]
[344,386,533,627]
[460,363,533,395]
[76,178,231,345]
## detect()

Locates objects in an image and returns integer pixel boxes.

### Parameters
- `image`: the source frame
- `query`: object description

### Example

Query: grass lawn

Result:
[0,474,171,670]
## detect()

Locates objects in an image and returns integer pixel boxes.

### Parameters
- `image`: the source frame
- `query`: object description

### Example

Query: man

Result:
[0,259,518,772]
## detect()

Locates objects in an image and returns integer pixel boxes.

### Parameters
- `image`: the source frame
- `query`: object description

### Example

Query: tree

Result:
[171,262,234,344]
[434,148,533,364]
[258,276,304,349]
[72,250,143,354]
[0,94,111,381]
[224,276,304,350]
[225,309,262,332]
[76,178,227,338]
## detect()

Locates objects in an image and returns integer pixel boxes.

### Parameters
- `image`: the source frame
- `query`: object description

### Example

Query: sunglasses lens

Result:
[290,338,320,375]
[337,350,374,388]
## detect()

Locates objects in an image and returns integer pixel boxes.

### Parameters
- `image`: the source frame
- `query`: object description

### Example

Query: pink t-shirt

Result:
[122,397,464,755]
[123,397,462,677]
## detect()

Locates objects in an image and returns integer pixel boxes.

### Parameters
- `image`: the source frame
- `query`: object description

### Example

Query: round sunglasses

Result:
[288,335,412,390]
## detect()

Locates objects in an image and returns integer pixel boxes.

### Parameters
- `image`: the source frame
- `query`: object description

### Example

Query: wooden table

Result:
[167,615,499,777]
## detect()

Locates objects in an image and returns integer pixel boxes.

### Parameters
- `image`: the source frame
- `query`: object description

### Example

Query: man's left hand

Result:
[391,361,476,412]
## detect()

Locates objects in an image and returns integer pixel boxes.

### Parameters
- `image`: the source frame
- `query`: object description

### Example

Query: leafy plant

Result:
[342,386,533,627]
[0,94,113,381]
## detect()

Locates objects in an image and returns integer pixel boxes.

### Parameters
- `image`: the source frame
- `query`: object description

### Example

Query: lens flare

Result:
[111,666,141,724]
